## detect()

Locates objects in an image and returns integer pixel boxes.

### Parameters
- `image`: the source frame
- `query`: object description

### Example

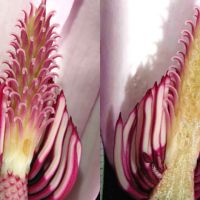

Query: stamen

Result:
[10,42,20,51]
[12,60,20,75]
[49,65,60,71]
[34,5,46,26]
[32,78,39,89]
[178,39,188,53]
[34,20,42,36]
[7,51,15,59]
[6,108,14,123]
[182,30,194,42]
[10,91,21,103]
[37,84,47,93]
[51,54,62,60]
[167,85,179,103]
[11,34,20,44]
[177,51,185,61]
[22,68,28,86]
[6,78,19,91]
[28,38,34,58]
[29,59,35,75]
[31,94,41,106]
[22,10,28,24]
[37,28,45,44]
[22,86,29,99]
[14,117,23,137]
[3,61,12,69]
[45,11,55,29]
[43,96,56,105]
[46,47,57,56]
[38,99,44,112]
[39,117,54,131]
[30,105,38,121]
[5,114,10,138]
[29,2,34,18]
[4,69,16,79]
[43,106,55,115]
[41,74,56,84]
[43,58,53,68]
[152,165,162,179]
[185,20,195,35]
[195,7,200,25]
[45,39,54,49]
[17,20,25,28]
[21,29,29,47]
[3,87,13,97]
[171,56,184,68]
[17,103,26,117]
[38,68,48,79]
[47,83,60,91]
[36,47,45,65]
[46,24,59,39]
[17,49,26,68]
[168,71,181,88]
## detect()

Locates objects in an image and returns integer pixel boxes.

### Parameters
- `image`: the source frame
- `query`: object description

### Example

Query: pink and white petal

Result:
[57,0,100,137]
[67,97,100,200]
[101,0,197,164]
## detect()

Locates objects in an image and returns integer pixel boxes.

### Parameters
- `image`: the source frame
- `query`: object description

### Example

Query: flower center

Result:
[151,24,200,200]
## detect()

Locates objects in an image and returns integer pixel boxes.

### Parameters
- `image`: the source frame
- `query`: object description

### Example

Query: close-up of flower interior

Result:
[0,1,82,199]
[4,0,200,200]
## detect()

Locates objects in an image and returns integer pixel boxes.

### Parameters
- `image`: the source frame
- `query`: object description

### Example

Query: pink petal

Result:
[58,0,100,136]
[53,0,100,199]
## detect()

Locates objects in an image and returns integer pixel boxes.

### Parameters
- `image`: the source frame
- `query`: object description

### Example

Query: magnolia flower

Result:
[0,0,99,199]
[101,0,200,199]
